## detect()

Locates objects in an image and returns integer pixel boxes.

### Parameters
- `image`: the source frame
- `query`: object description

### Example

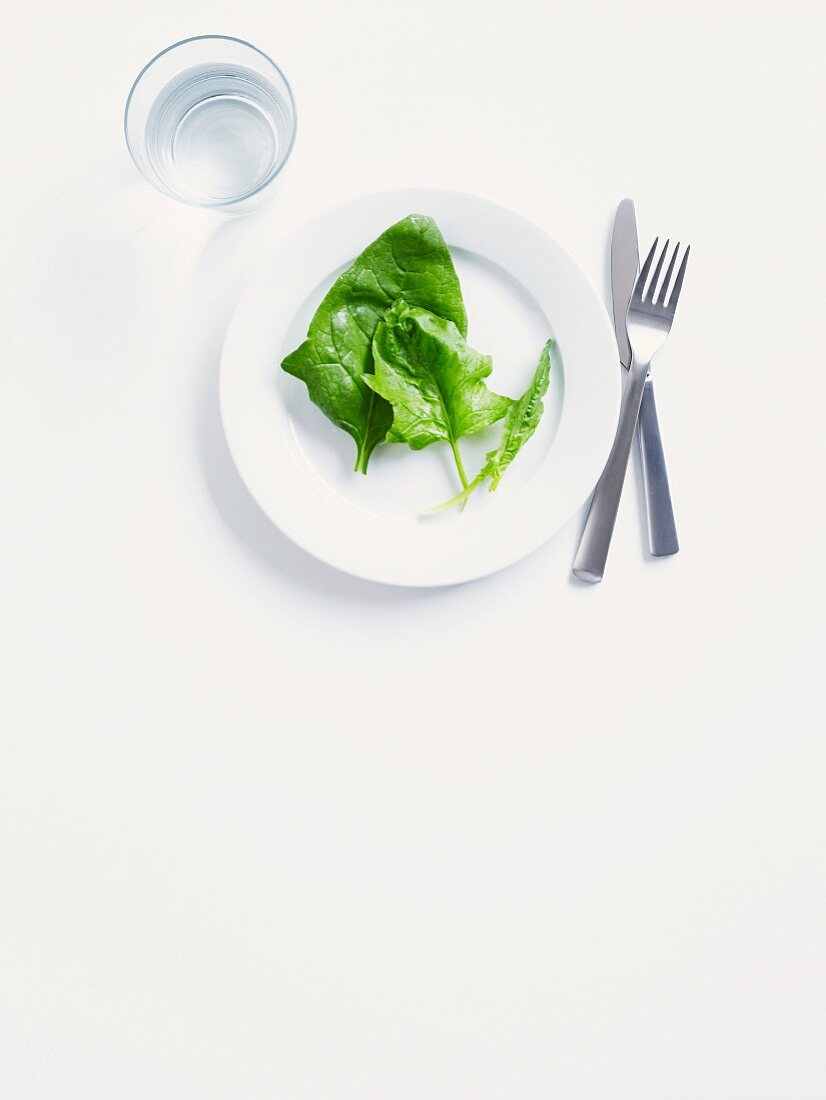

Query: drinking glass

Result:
[125,36,297,213]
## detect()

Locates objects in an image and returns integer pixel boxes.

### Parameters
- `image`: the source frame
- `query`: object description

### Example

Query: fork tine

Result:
[656,243,680,306]
[632,237,658,302]
[647,239,669,302]
[665,244,690,315]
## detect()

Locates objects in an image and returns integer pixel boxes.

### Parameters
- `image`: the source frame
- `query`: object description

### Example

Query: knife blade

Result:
[609,198,679,556]
[611,198,639,369]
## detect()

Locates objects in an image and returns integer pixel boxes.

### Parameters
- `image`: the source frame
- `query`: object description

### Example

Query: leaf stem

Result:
[354,441,369,475]
[425,471,487,515]
[449,438,469,490]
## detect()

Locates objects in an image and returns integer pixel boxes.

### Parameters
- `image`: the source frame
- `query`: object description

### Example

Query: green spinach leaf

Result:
[365,300,512,489]
[281,214,467,473]
[428,339,553,511]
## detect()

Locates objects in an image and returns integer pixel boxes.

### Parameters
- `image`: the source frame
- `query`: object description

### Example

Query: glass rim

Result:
[124,34,298,209]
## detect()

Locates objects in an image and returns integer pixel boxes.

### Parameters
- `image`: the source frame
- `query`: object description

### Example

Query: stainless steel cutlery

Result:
[611,199,679,557]
[573,237,689,583]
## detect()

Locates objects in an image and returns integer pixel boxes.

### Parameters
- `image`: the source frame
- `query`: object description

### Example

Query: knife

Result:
[611,199,679,557]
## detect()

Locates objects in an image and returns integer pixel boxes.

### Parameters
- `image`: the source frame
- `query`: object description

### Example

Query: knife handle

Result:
[573,363,649,583]
[638,379,679,557]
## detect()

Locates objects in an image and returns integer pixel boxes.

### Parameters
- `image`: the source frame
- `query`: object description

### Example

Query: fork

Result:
[573,237,689,583]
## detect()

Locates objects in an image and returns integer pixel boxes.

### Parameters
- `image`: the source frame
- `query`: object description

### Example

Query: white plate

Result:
[220,189,620,586]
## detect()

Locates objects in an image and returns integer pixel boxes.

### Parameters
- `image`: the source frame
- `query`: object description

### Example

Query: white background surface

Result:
[2,1,825,1096]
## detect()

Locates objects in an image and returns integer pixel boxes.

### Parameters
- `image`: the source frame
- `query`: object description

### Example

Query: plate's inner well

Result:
[278,247,564,520]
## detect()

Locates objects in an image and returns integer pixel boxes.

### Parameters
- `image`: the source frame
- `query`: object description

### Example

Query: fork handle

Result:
[638,379,679,556]
[573,361,649,583]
